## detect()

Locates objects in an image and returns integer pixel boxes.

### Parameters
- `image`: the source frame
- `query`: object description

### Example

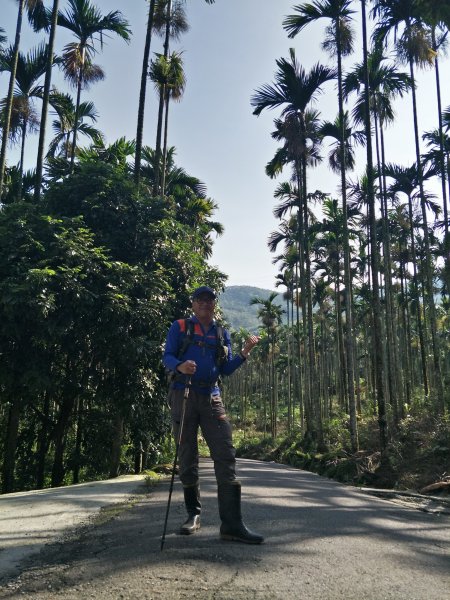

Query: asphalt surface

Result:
[0,459,449,600]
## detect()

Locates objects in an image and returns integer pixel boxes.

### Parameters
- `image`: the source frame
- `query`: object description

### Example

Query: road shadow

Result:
[0,458,449,598]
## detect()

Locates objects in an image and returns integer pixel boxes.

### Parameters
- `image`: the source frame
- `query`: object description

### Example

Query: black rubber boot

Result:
[180,484,201,535]
[218,482,264,544]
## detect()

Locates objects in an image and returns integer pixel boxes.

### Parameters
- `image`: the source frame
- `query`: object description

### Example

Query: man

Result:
[163,285,264,544]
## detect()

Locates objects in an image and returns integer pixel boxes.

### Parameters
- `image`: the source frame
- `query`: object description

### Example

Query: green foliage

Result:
[0,159,225,493]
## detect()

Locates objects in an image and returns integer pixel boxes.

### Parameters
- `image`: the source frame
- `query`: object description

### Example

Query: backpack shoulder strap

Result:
[216,324,224,345]
[215,324,228,365]
[176,318,195,359]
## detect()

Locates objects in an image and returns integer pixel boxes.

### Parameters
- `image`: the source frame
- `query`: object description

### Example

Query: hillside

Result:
[219,285,286,332]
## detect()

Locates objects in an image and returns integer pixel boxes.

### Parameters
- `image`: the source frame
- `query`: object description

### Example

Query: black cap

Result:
[192,286,217,300]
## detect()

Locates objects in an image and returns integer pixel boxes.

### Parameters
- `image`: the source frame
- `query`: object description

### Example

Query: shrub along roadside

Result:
[234,414,450,493]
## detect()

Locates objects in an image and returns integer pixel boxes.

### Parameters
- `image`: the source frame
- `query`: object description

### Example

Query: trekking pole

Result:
[160,377,191,551]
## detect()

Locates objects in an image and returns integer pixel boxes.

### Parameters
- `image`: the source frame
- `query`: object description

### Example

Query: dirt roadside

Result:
[0,474,147,583]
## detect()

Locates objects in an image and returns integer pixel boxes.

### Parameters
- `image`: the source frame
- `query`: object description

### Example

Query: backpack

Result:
[176,318,228,366]
[167,318,228,385]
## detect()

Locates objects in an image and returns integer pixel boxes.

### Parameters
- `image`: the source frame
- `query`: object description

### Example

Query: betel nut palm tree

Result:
[250,292,284,438]
[152,0,188,195]
[134,0,215,186]
[0,0,46,199]
[251,49,335,447]
[134,0,157,186]
[0,43,49,195]
[29,0,60,201]
[284,0,360,452]
[148,50,186,195]
[357,0,388,451]
[344,46,413,426]
[417,0,450,294]
[46,92,103,159]
[373,0,444,411]
[57,0,130,169]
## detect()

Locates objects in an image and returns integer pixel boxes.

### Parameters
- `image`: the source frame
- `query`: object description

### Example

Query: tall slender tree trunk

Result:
[297,179,311,440]
[0,0,25,198]
[336,28,358,452]
[70,46,85,171]
[335,270,346,408]
[408,56,444,412]
[34,0,60,201]
[406,192,429,395]
[301,146,322,448]
[161,89,170,194]
[19,117,28,197]
[375,111,396,423]
[134,0,156,186]
[398,254,412,407]
[154,0,172,195]
[361,0,387,451]
[286,294,292,431]
[431,27,449,291]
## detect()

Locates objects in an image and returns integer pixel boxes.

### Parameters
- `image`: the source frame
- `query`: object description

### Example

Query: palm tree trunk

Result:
[134,0,156,186]
[286,294,292,432]
[0,0,25,198]
[375,110,397,424]
[336,26,358,452]
[398,252,412,407]
[335,270,346,408]
[34,0,60,201]
[408,56,444,411]
[19,117,27,196]
[70,46,85,170]
[301,148,322,448]
[406,192,428,395]
[154,0,172,195]
[360,0,387,451]
[431,27,449,287]
[294,274,304,430]
[296,178,311,439]
[161,88,170,194]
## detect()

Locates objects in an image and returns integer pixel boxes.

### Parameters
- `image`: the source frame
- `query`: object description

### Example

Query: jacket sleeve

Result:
[163,321,182,372]
[220,328,245,377]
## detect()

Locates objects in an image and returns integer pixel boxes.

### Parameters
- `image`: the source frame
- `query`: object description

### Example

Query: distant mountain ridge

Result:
[219,285,286,332]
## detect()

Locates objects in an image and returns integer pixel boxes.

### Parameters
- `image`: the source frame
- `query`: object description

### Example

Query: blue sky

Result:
[2,1,449,290]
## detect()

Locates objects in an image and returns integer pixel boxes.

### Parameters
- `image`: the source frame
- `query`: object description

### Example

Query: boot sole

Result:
[220,533,264,544]
[180,525,201,535]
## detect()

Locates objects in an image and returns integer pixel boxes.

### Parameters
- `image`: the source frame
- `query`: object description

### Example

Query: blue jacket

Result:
[163,315,245,394]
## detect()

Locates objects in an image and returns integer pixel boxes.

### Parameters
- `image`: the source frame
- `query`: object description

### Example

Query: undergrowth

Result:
[234,413,450,492]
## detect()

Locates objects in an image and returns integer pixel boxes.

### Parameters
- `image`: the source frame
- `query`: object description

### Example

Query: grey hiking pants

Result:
[168,387,237,487]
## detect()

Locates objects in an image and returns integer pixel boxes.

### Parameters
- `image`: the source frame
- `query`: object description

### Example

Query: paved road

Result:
[1,459,449,599]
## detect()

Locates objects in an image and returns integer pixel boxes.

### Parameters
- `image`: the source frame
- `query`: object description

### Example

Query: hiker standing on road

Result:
[163,286,264,544]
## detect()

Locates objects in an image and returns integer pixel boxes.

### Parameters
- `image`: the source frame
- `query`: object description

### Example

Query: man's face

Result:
[192,293,215,322]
